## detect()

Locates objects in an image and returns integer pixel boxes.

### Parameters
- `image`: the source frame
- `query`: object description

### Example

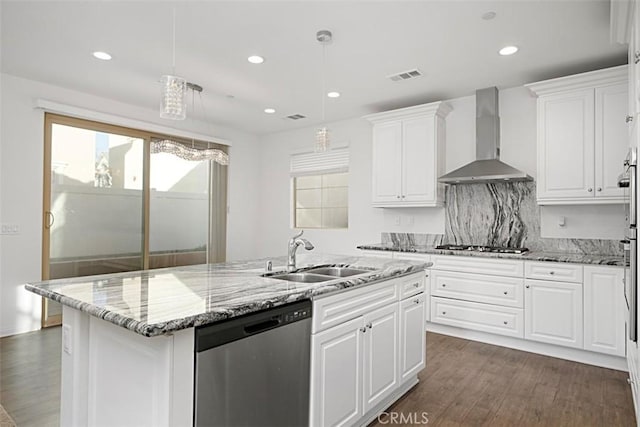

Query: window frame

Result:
[291,171,349,230]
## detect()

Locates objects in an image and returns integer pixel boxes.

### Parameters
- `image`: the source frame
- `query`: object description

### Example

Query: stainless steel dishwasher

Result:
[194,300,312,427]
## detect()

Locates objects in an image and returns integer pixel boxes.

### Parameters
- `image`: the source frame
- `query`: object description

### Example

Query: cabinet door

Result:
[584,266,625,356]
[524,279,583,349]
[595,83,628,199]
[310,317,364,427]
[362,303,399,414]
[399,294,426,383]
[372,122,402,204]
[537,89,595,200]
[402,117,435,203]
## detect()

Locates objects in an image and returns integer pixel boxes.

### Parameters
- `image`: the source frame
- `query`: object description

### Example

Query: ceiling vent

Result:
[387,69,423,82]
[285,114,307,120]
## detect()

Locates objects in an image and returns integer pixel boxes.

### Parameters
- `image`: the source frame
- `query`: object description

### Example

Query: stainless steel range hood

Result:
[438,87,532,184]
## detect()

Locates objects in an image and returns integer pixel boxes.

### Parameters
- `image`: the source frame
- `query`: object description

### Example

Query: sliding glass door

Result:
[42,114,228,327]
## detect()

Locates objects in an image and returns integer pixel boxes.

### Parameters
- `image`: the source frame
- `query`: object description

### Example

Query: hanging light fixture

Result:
[160,8,188,120]
[315,29,332,152]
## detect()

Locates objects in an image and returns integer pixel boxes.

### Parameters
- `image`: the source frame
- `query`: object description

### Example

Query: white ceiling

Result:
[0,0,628,135]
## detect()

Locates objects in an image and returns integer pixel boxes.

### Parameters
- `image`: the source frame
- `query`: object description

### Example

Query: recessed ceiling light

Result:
[264,108,276,114]
[482,11,496,20]
[327,92,340,98]
[92,51,112,61]
[248,55,265,64]
[499,46,519,56]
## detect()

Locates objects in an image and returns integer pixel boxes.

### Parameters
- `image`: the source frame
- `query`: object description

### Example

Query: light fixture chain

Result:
[322,42,326,123]
[172,7,176,74]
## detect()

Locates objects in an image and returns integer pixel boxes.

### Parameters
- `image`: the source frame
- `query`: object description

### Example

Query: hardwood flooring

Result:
[0,328,635,426]
[0,327,60,427]
[371,333,636,427]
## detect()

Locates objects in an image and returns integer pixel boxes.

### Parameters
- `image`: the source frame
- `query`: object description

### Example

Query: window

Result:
[291,147,349,229]
[42,113,229,326]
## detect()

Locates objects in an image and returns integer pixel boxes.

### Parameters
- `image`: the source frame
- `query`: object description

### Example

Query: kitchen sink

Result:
[268,272,335,283]
[305,267,372,277]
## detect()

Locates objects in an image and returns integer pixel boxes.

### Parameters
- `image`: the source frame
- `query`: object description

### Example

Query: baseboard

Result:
[426,322,628,372]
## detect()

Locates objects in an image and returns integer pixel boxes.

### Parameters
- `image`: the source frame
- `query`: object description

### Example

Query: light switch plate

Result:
[63,324,72,355]
[0,223,20,235]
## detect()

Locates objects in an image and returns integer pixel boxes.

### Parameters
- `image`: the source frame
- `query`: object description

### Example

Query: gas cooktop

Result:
[435,244,529,254]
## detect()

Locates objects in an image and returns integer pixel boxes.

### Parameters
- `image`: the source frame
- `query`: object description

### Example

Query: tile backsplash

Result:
[382,181,622,256]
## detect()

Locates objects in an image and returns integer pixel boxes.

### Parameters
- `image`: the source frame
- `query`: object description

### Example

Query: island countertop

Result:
[25,253,429,337]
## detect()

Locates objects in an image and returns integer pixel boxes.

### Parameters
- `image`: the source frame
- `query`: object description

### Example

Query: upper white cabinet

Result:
[526,66,628,205]
[365,102,451,207]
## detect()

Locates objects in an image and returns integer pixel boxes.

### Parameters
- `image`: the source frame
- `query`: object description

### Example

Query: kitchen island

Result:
[25,253,430,427]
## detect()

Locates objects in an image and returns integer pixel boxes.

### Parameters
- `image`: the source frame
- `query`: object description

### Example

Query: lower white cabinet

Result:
[399,293,426,382]
[362,303,400,413]
[310,316,364,427]
[583,266,625,356]
[524,279,583,349]
[309,273,426,427]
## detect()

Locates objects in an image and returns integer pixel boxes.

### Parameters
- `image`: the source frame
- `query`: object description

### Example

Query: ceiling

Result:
[0,1,628,135]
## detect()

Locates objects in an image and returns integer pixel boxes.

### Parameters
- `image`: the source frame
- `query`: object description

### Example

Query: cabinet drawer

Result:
[398,273,425,299]
[431,297,524,338]
[431,255,524,277]
[525,261,583,283]
[431,270,524,308]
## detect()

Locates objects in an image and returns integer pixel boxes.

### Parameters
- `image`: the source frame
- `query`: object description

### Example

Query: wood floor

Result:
[0,327,60,427]
[371,333,636,427]
[0,328,636,426]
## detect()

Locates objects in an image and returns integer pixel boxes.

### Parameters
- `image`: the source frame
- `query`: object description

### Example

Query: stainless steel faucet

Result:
[287,230,314,270]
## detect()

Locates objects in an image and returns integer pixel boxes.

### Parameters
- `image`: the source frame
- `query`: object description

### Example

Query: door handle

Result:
[44,211,55,229]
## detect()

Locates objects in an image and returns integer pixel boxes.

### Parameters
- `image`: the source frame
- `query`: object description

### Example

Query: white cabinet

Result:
[399,294,426,382]
[362,303,399,413]
[526,66,628,205]
[310,316,364,427]
[310,273,426,427]
[365,102,451,207]
[524,279,583,349]
[583,266,626,356]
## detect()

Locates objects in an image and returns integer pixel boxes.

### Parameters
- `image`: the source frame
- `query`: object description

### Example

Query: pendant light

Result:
[315,29,332,153]
[160,8,187,120]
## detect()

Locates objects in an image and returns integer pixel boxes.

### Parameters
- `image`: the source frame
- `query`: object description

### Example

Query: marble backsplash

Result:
[382,181,623,256]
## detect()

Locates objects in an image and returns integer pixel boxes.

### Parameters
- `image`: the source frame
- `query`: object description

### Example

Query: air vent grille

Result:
[286,114,307,120]
[387,69,423,82]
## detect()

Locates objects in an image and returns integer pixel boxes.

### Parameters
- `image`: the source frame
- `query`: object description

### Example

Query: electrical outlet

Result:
[406,216,415,226]
[0,223,20,235]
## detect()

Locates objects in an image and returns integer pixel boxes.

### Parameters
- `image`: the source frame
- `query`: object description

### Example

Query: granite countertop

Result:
[25,253,429,337]
[357,243,624,266]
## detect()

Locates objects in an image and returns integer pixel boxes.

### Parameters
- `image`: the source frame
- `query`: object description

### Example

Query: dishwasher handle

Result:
[244,318,280,335]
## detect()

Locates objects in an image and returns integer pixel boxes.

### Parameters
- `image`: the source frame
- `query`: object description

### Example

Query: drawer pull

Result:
[414,299,420,305]
[503,291,508,295]
[549,271,555,275]
[360,327,367,333]
[442,311,446,315]
[503,321,508,325]
[366,322,372,329]
[413,283,420,288]
[526,285,530,289]
[425,274,429,278]
[442,284,447,287]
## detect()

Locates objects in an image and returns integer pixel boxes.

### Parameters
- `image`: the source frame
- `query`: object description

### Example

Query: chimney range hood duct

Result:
[438,87,532,184]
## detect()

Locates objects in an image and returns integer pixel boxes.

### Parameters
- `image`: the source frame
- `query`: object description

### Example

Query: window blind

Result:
[290,147,349,177]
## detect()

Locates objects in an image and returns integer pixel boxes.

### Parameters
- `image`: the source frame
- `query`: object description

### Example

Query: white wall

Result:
[0,73,261,337]
[255,85,624,258]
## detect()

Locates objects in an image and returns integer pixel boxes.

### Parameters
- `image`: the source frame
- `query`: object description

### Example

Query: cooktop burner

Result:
[435,244,529,254]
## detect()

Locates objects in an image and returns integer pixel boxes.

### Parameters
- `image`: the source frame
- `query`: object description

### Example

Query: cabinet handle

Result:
[526,285,530,289]
[366,322,372,329]
[503,291,508,295]
[414,299,420,305]
[549,271,555,275]
[401,195,406,199]
[627,115,635,123]
[425,274,429,278]
[629,378,634,385]
[396,195,401,199]
[503,321,508,325]
[359,327,367,333]
[597,187,602,192]
[413,283,420,288]
[587,188,593,192]
[442,311,446,315]
[635,52,640,64]
[442,283,447,287]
